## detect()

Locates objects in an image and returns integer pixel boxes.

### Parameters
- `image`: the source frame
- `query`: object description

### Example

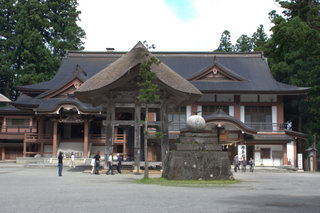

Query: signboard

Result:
[238,145,246,160]
[298,153,303,170]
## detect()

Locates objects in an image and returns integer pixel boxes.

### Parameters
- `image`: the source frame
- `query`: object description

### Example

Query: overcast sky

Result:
[77,0,284,52]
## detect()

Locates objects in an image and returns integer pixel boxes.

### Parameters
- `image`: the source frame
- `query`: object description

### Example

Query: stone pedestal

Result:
[162,132,233,180]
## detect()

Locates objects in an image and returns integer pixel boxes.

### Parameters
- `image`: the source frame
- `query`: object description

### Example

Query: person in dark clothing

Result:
[241,158,247,172]
[58,152,64,176]
[233,155,239,172]
[249,157,255,172]
[116,153,122,174]
[94,152,101,175]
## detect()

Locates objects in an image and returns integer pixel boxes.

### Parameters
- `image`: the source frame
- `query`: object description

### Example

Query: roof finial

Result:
[133,41,147,49]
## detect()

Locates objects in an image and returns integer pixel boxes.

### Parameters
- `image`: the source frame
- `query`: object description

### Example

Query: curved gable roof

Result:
[75,42,202,105]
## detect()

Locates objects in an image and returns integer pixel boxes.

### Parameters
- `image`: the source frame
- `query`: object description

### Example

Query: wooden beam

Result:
[84,119,89,157]
[52,119,58,157]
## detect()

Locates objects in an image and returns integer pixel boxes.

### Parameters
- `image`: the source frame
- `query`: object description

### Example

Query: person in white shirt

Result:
[70,152,75,168]
[106,154,114,175]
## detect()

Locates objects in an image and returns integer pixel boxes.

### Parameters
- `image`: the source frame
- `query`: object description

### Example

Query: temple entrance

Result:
[114,126,135,161]
[59,123,84,140]
[247,145,254,160]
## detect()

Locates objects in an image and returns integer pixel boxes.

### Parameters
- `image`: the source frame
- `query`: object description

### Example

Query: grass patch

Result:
[135,177,240,187]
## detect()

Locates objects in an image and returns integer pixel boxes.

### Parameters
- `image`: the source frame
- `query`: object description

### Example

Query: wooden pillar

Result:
[283,143,288,165]
[40,143,44,156]
[277,96,284,124]
[38,116,45,138]
[234,95,240,119]
[38,116,45,156]
[84,119,89,157]
[23,137,27,157]
[134,104,141,173]
[104,103,114,158]
[161,101,169,169]
[52,119,58,157]
[1,147,5,160]
[2,117,6,132]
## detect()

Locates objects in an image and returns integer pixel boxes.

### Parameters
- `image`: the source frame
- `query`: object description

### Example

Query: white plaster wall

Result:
[255,151,261,166]
[240,106,245,122]
[272,106,277,131]
[197,105,202,117]
[186,105,191,120]
[254,144,283,166]
[229,105,234,117]
[287,141,294,166]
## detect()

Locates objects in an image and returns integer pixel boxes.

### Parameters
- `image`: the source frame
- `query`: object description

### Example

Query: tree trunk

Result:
[134,104,141,174]
[144,105,149,179]
[105,104,114,162]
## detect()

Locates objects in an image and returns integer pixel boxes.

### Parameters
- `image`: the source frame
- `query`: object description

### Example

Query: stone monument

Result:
[162,115,233,180]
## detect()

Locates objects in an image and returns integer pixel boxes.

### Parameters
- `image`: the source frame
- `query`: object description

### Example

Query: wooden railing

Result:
[1,125,34,134]
[90,134,105,144]
[245,122,288,132]
[114,131,126,144]
[24,133,52,143]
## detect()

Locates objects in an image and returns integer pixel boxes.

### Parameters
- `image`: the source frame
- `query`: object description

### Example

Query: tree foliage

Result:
[251,24,268,51]
[215,30,234,52]
[137,42,160,179]
[215,26,268,52]
[0,0,85,99]
[276,0,320,31]
[235,34,253,52]
[264,11,320,143]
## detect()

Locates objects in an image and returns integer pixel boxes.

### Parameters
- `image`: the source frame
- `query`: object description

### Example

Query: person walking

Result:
[242,158,247,172]
[90,157,95,174]
[249,157,255,172]
[116,153,122,174]
[58,152,64,176]
[70,152,75,168]
[94,152,101,175]
[106,154,114,175]
[233,155,239,172]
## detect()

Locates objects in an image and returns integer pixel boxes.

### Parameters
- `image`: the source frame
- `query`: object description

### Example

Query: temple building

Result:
[0,42,308,168]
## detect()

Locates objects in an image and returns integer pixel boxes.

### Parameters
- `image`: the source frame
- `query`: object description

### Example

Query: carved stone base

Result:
[162,151,233,180]
[162,131,233,180]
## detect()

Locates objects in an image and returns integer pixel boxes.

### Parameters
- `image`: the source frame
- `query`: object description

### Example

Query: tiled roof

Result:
[8,43,309,113]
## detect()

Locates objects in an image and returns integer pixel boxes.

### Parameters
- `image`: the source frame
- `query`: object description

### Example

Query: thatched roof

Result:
[75,42,202,105]
[0,93,11,103]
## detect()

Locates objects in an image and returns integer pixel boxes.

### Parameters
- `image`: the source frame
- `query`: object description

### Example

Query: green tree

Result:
[137,42,160,179]
[276,0,320,31]
[264,15,320,139]
[235,34,253,52]
[0,0,19,98]
[0,0,85,99]
[215,30,234,52]
[251,25,268,51]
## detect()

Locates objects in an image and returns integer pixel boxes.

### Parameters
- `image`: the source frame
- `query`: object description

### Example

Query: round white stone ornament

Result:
[186,115,206,132]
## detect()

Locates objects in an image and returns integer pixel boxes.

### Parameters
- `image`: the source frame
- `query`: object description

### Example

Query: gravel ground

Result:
[0,165,319,213]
